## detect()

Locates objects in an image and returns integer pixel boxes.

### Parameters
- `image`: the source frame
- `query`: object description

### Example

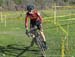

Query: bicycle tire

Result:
[30,28,46,57]
[35,33,46,57]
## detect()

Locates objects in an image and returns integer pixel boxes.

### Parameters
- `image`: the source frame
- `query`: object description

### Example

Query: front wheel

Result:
[36,36,46,57]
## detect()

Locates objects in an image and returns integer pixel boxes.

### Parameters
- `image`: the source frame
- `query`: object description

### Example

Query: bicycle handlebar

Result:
[27,27,37,37]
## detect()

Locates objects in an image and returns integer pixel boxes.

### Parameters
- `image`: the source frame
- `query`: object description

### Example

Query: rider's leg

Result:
[36,21,46,43]
[39,29,47,50]
[39,29,46,44]
[40,30,46,41]
[37,24,47,49]
[37,24,46,41]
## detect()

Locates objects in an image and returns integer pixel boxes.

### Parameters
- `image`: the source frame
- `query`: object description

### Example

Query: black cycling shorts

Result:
[30,20,42,30]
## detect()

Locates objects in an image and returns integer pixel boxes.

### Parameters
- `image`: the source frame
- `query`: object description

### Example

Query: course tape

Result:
[44,17,68,35]
[55,22,68,35]
[52,6,75,8]
[44,14,75,19]
[43,18,75,22]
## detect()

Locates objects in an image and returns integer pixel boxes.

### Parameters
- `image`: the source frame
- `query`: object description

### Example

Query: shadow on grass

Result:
[0,44,40,57]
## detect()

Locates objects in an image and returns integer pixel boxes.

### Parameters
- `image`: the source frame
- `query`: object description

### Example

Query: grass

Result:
[0,9,75,57]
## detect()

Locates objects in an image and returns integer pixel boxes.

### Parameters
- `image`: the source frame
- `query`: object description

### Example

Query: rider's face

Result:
[28,10,34,14]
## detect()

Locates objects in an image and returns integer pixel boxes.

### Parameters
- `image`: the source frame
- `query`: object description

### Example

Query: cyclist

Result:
[25,5,47,49]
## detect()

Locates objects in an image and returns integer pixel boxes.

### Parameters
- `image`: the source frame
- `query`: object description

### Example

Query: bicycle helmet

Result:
[27,5,34,11]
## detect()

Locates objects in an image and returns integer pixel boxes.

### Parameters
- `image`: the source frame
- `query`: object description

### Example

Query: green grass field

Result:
[0,8,75,57]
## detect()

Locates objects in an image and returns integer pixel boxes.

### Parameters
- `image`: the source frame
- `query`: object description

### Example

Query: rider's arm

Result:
[37,12,43,23]
[25,14,29,30]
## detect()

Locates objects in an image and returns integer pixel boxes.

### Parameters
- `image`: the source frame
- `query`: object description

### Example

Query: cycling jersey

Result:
[25,10,42,28]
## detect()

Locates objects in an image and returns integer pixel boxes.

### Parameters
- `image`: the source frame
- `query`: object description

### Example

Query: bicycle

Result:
[27,27,46,57]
